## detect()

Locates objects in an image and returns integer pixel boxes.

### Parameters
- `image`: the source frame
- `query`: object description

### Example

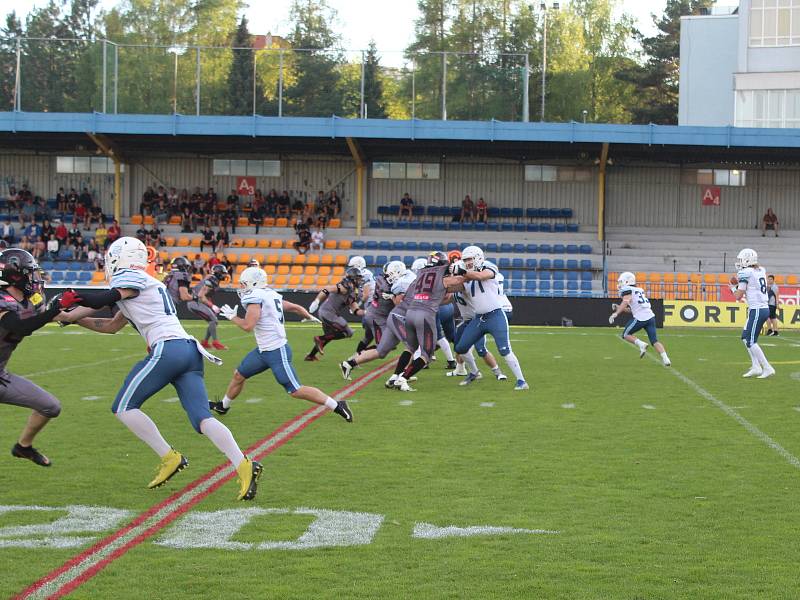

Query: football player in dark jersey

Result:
[188,264,229,350]
[305,267,365,361]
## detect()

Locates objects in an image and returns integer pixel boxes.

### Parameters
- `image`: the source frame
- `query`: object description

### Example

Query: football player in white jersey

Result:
[211,267,354,422]
[609,272,670,366]
[63,237,262,500]
[451,246,528,390]
[731,248,775,378]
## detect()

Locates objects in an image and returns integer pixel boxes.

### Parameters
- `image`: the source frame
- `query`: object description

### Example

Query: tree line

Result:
[0,0,713,124]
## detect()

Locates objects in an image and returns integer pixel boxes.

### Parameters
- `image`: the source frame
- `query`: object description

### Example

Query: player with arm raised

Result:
[305,267,365,361]
[64,237,261,500]
[452,246,528,390]
[187,264,229,350]
[609,272,671,366]
[209,267,352,422]
[0,249,80,466]
[730,248,775,378]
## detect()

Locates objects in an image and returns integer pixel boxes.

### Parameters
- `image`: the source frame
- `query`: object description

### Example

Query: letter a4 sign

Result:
[236,176,256,197]
[702,186,721,206]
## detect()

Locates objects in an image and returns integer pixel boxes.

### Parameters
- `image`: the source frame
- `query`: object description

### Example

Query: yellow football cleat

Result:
[148,449,188,489]
[236,457,263,501]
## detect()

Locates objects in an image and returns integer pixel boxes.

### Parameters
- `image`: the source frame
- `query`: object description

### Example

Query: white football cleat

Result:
[662,358,671,367]
[757,367,775,379]
[385,376,398,389]
[394,376,415,392]
[742,367,763,378]
[496,372,508,381]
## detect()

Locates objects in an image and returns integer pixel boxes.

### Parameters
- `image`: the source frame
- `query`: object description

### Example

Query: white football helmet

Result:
[348,256,367,270]
[383,260,407,285]
[411,258,428,273]
[105,236,148,282]
[736,248,758,269]
[617,271,636,289]
[238,266,269,298]
[461,245,485,271]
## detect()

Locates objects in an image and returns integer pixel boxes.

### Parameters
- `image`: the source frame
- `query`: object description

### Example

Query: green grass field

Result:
[2,322,800,599]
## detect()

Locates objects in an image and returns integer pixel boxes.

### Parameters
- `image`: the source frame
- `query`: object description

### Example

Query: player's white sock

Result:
[746,346,760,370]
[635,339,648,351]
[503,351,525,382]
[200,418,245,467]
[412,348,422,360]
[660,352,670,364]
[491,366,502,376]
[116,409,172,457]
[324,396,338,410]
[437,337,455,362]
[750,343,772,370]
[462,350,479,375]
[221,395,233,409]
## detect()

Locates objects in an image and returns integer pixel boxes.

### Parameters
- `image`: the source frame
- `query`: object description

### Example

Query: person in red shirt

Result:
[54,221,68,251]
[106,220,121,248]
[475,197,488,223]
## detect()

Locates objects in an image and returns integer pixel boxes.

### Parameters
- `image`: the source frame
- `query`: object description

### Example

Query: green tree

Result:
[284,0,344,117]
[405,0,453,119]
[362,40,387,118]
[0,11,23,111]
[616,0,714,124]
[227,16,259,115]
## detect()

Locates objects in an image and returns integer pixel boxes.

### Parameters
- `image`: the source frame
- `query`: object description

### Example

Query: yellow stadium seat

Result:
[257,239,270,248]
[143,215,154,225]
[226,253,238,264]
[263,218,275,227]
[635,272,647,284]
[91,271,105,282]
[230,238,243,248]
[158,251,169,262]
[318,266,331,276]
[270,239,282,249]
[334,255,347,265]
[279,254,292,264]
[131,215,143,225]
[294,254,307,264]
[277,265,290,275]
[290,265,303,275]
[198,252,209,261]
[339,240,352,250]
[716,273,728,284]
[235,264,246,274]
[239,254,250,264]
[305,265,318,275]
[324,240,337,249]
[243,238,257,248]
[321,255,333,265]
[266,254,279,264]
[276,218,288,227]
[329,218,341,228]
[264,264,276,275]
[332,266,345,276]
[191,238,201,247]
[288,275,302,287]
[306,254,320,265]
[177,237,189,247]
[316,275,330,286]
[285,240,297,249]
[787,275,798,285]
[676,273,689,284]
[648,273,661,283]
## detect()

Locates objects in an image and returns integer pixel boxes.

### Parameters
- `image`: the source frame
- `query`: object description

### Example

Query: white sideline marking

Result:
[412,523,559,539]
[244,398,263,404]
[553,355,562,359]
[398,400,413,406]
[80,396,101,401]
[642,404,656,410]
[790,372,800,381]
[642,348,800,471]
[161,397,179,403]
[480,402,495,408]
[793,407,800,413]
[561,403,576,409]
[698,358,708,362]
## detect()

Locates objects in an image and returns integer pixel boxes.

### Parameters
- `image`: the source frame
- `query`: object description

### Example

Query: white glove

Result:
[211,304,220,315]
[608,313,616,324]
[382,292,394,300]
[301,316,322,324]
[219,304,238,320]
[309,299,320,313]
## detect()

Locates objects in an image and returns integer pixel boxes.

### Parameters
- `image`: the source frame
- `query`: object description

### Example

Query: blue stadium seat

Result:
[405,242,418,251]
[580,259,592,270]
[539,280,551,293]
[375,255,388,265]
[539,223,552,233]
[500,223,513,232]
[40,261,54,271]
[81,262,95,271]
[368,220,381,228]
[554,244,566,254]
[421,221,433,230]
[434,222,447,231]
[511,270,524,280]
[581,271,593,281]
[499,207,512,219]
[552,271,565,281]
[426,206,440,217]
[499,243,512,253]
[78,271,92,282]
[488,222,500,231]
[486,243,498,253]
[511,208,523,220]
[562,208,574,219]
[566,244,579,254]
[409,221,421,230]
[366,241,378,250]
[511,280,523,292]
[567,223,579,233]
[378,241,391,251]
[419,242,432,251]
[553,281,565,293]
[392,241,405,251]
[50,270,64,281]
[447,243,459,252]
[538,270,551,280]
[554,223,567,233]
[412,206,425,217]
[377,206,391,216]
[54,262,69,271]
[567,259,578,270]
[511,258,524,269]
[567,271,579,281]
[580,244,592,254]
[514,223,526,232]
[486,257,498,266]
[547,208,561,218]
[448,222,461,231]
[499,258,512,269]
[553,259,565,269]
[403,255,415,265]
[461,222,474,231]
[526,244,538,253]
[525,208,537,219]
[395,221,409,230]
[475,223,487,232]
[526,223,539,232]
[352,240,366,250]
[382,220,395,229]
[581,281,593,291]
[488,207,501,219]
[525,280,537,291]
[539,258,552,270]
[362,255,375,265]
[390,255,402,262]
[524,269,535,278]
[580,290,593,297]
[513,243,525,253]
[432,242,445,251]
[525,258,537,269]
[539,244,552,254]
[63,272,78,283]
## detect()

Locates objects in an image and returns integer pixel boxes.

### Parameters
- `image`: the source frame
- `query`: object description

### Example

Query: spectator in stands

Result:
[200,225,215,252]
[398,193,414,220]
[18,184,32,210]
[167,187,179,214]
[761,208,779,237]
[215,225,230,253]
[68,220,81,246]
[475,197,488,223]
[264,189,277,216]
[56,187,67,213]
[249,201,265,234]
[155,194,169,222]
[460,194,475,223]
[106,219,121,247]
[293,220,312,254]
[189,187,204,212]
[69,222,84,260]
[74,201,87,227]
[207,252,222,273]
[25,221,42,247]
[311,225,324,253]
[222,191,238,234]
[54,220,68,250]
[192,253,206,274]
[252,189,265,215]
[40,219,55,244]
[180,205,195,233]
[19,198,37,227]
[86,239,103,270]
[219,254,233,274]
[1,219,14,245]
[291,195,305,219]
[67,188,78,213]
[93,222,107,249]
[18,235,33,254]
[135,224,148,244]
[140,186,155,216]
[148,223,163,248]
[277,190,291,216]
[6,185,18,212]
[206,187,218,211]
[46,234,59,261]
[327,190,341,219]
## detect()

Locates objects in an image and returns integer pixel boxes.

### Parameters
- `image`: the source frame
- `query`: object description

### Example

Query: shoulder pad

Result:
[111,268,147,290]
[619,286,633,296]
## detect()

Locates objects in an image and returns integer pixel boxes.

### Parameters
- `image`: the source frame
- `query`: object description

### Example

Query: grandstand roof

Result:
[1,112,799,164]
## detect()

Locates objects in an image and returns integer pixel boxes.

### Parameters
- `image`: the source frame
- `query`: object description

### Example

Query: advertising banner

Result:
[664,300,800,329]
[236,176,256,196]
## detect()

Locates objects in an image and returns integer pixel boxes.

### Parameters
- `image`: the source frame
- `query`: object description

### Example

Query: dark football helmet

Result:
[171,256,192,272]
[345,266,364,285]
[0,249,42,297]
[211,264,229,282]
[427,251,448,267]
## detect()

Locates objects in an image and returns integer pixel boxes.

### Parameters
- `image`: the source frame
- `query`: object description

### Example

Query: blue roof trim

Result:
[1,111,799,148]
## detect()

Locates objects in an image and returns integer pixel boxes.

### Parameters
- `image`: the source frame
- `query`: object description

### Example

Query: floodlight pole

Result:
[195,46,201,115]
[114,43,119,114]
[441,51,447,121]
[14,37,21,111]
[360,51,366,119]
[252,49,257,115]
[172,50,178,114]
[523,53,530,122]
[102,39,107,113]
[541,11,547,121]
[278,50,284,117]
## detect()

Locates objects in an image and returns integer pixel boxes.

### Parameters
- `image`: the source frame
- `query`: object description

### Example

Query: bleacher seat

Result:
[366,241,378,250]
[377,241,390,251]
[500,223,513,232]
[566,244,579,254]
[567,223,579,233]
[580,245,592,254]
[500,243,512,253]
[434,222,447,231]
[403,255,415,265]
[447,243,459,252]
[369,219,381,228]
[488,223,500,232]
[419,242,431,251]
[511,280,523,292]
[395,221,409,230]
[553,259,565,269]
[363,255,374,265]
[500,208,512,220]
[553,271,565,281]
[540,259,552,269]
[475,223,487,232]
[567,271,579,281]
[553,281,565,293]
[488,207,501,219]
[513,223,526,233]
[511,258,524,269]
[63,272,78,283]
[525,280,537,292]
[539,244,552,254]
[499,258,511,270]
[554,244,566,254]
[525,258,537,269]
[375,255,388,265]
[513,244,525,253]
[538,270,551,280]
[421,221,433,230]
[525,244,537,254]
[580,260,592,270]
[581,281,593,291]
[581,271,592,281]
[432,243,444,252]
[390,255,402,263]
[539,223,552,233]
[539,280,551,293]
[554,223,566,233]
[486,243,498,253]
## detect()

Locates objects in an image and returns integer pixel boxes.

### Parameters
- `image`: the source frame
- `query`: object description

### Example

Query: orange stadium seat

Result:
[339,240,352,250]
[294,254,307,264]
[158,251,169,262]
[169,216,181,225]
[165,237,175,247]
[334,255,347,265]
[318,266,331,276]
[290,265,303,275]
[703,274,716,284]
[267,253,279,264]
[270,239,282,249]
[131,215,143,225]
[662,272,675,284]
[332,266,345,276]
[329,218,341,228]
[787,275,798,285]
[690,273,702,284]
[274,274,288,286]
[264,264,276,275]
[676,273,689,284]
[635,272,647,284]
[305,265,318,275]
[276,218,288,227]
[177,237,189,247]
[774,275,785,284]
[253,253,265,264]
[239,254,250,264]
[91,271,105,283]
[717,273,729,284]
[288,275,301,287]
[648,273,661,283]
[199,252,209,261]
[277,265,290,275]
[321,255,333,265]
[244,238,257,248]
[257,239,270,249]
[191,238,201,247]
[316,275,330,286]
[237,217,249,227]
[230,238,243,248]
[143,215,154,225]
[263,218,275,227]
[279,254,292,264]
[235,264,246,274]
[306,254,320,265]
[226,253,238,264]
[324,240,337,249]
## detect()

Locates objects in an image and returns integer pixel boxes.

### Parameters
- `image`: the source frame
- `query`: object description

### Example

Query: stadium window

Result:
[524,165,563,182]
[372,161,439,180]
[372,162,390,178]
[230,160,247,176]
[406,163,423,179]
[736,89,800,127]
[73,157,90,173]
[263,160,280,177]
[750,0,800,46]
[574,168,592,182]
[212,160,230,175]
[422,163,440,179]
[56,156,74,173]
[389,162,406,178]
[696,169,714,185]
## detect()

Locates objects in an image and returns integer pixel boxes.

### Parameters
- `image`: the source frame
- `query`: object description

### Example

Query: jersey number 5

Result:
[274,299,285,323]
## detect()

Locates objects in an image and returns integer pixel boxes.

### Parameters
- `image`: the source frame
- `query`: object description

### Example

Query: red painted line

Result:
[14,358,396,600]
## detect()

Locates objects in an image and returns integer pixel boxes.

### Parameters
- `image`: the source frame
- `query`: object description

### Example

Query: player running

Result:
[452,246,528,390]
[65,237,261,500]
[188,264,229,350]
[0,249,78,466]
[349,255,378,355]
[731,248,775,378]
[305,267,365,361]
[349,260,406,359]
[210,266,353,422]
[163,256,194,308]
[608,272,671,367]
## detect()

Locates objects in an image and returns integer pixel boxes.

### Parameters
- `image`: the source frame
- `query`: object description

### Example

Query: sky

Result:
[10,0,674,66]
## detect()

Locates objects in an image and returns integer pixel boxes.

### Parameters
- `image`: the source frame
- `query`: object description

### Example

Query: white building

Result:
[679,1,800,128]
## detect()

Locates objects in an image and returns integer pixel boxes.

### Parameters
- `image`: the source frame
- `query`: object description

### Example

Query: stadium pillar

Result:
[114,159,121,221]
[346,137,366,236]
[598,142,609,243]
[522,54,529,122]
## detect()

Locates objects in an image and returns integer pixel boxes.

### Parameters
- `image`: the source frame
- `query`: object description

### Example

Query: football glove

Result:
[309,299,320,313]
[219,304,238,320]
[381,292,394,300]
[608,313,616,324]
[59,290,83,310]
[451,260,467,276]
[301,316,322,324]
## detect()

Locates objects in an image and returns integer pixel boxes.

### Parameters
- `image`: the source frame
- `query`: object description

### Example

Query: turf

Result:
[2,323,800,598]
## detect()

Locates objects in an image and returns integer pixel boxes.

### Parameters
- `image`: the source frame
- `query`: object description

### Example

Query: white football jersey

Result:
[392,271,417,296]
[496,271,513,312]
[461,261,503,315]
[111,268,189,347]
[737,266,769,309]
[361,268,375,300]
[240,287,288,352]
[454,292,475,320]
[619,285,655,321]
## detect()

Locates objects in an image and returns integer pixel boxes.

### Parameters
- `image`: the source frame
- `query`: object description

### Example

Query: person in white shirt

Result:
[310,227,324,253]
[731,248,775,378]
[609,271,671,366]
[63,237,262,501]
[213,267,354,422]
